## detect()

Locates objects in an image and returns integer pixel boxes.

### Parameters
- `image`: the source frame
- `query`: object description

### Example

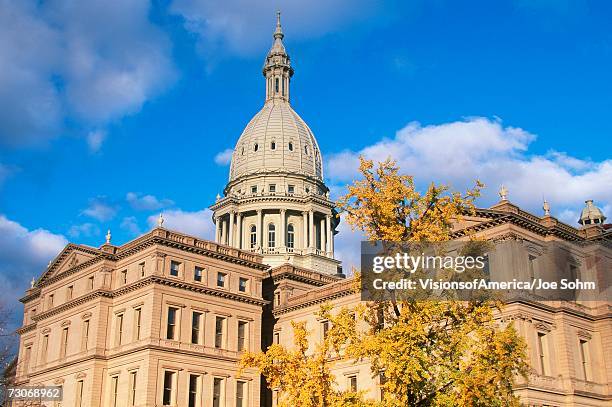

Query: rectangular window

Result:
[251,185,257,194]
[81,320,89,351]
[580,339,591,381]
[167,307,178,340]
[60,327,69,358]
[111,376,119,407]
[134,308,142,340]
[48,294,54,308]
[236,381,246,407]
[67,285,73,300]
[88,276,94,290]
[287,184,295,194]
[116,313,124,346]
[41,334,49,363]
[23,346,31,372]
[217,272,226,288]
[191,312,202,344]
[213,377,223,407]
[194,266,203,282]
[188,374,199,407]
[121,270,127,285]
[75,380,83,407]
[238,277,248,293]
[321,321,329,339]
[129,371,137,406]
[348,375,358,392]
[274,292,280,306]
[139,262,145,277]
[170,261,180,277]
[537,332,547,376]
[273,332,280,344]
[269,184,276,193]
[163,371,174,406]
[237,321,247,351]
[215,317,225,349]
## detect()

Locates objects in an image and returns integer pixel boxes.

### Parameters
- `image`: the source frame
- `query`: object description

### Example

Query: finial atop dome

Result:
[264,11,293,103]
[578,199,606,226]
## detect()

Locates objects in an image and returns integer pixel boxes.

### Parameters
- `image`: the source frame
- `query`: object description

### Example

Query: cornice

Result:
[273,278,356,316]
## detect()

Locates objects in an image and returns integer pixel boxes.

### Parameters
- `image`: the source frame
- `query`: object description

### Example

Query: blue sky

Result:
[1,0,611,313]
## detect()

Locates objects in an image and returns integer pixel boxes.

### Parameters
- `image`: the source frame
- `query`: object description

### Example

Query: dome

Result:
[229,100,323,183]
[578,200,607,226]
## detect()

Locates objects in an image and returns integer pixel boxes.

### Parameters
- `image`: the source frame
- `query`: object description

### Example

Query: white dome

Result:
[229,99,323,182]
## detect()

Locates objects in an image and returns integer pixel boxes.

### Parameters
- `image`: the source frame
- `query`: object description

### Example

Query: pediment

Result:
[36,244,101,286]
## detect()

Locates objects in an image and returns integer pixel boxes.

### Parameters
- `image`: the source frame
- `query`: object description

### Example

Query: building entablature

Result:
[269,263,342,286]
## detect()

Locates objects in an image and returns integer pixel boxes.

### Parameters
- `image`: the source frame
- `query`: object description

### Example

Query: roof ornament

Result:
[499,185,508,201]
[216,193,221,202]
[578,199,607,226]
[157,213,165,227]
[543,199,550,216]
[274,10,284,39]
[30,276,35,288]
[105,229,111,244]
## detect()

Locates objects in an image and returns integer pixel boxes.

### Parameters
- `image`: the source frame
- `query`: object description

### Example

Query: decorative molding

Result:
[61,320,71,327]
[81,312,92,319]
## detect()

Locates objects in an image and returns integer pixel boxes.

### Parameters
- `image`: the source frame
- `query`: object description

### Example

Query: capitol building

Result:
[12,14,612,407]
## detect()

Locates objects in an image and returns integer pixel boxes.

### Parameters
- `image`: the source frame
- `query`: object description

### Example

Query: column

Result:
[280,209,286,248]
[236,213,242,249]
[256,210,263,249]
[215,216,220,243]
[308,210,315,249]
[223,218,228,245]
[302,211,308,250]
[326,215,332,255]
[228,211,235,248]
[320,218,326,253]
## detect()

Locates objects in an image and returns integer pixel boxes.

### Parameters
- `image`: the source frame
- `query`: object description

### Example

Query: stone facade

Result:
[12,13,612,407]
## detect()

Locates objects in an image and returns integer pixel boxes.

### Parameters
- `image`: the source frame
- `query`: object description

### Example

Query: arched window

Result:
[254,143,258,152]
[250,225,257,249]
[241,146,245,155]
[275,78,279,93]
[287,224,295,249]
[271,141,276,150]
[305,145,309,155]
[268,224,276,248]
[288,142,293,151]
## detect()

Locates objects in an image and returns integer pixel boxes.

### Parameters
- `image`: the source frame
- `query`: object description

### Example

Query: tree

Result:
[327,157,529,406]
[239,320,375,407]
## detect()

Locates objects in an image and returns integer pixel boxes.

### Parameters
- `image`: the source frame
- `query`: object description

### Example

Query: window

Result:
[23,346,31,372]
[287,184,295,194]
[81,320,90,351]
[60,327,69,358]
[236,381,246,407]
[163,371,174,406]
[275,78,279,93]
[238,321,247,351]
[250,225,257,249]
[134,308,142,340]
[241,146,245,155]
[41,334,49,362]
[580,339,591,381]
[273,332,280,344]
[111,376,119,407]
[48,294,54,308]
[194,266,203,282]
[188,374,199,407]
[528,254,536,287]
[321,321,330,339]
[288,142,293,151]
[268,224,276,248]
[274,292,280,306]
[287,224,295,248]
[129,371,137,406]
[121,270,127,284]
[88,276,94,290]
[348,375,358,392]
[238,277,248,293]
[116,313,124,346]
[254,143,258,152]
[305,145,309,155]
[67,285,73,300]
[215,317,225,348]
[167,307,178,340]
[217,272,226,288]
[75,379,83,407]
[139,262,145,277]
[269,184,276,193]
[271,141,276,150]
[213,377,223,407]
[537,332,547,375]
[251,185,257,194]
[191,312,202,344]
[170,261,180,277]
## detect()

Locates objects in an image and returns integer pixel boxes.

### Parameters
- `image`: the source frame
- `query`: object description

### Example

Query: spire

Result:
[263,11,293,103]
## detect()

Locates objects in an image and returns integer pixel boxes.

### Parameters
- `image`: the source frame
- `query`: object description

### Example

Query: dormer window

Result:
[288,142,293,151]
[241,147,245,155]
[254,143,258,152]
[305,145,309,155]
[271,141,276,150]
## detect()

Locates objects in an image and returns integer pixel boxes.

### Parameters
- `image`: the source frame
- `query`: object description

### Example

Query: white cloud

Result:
[147,209,215,240]
[67,222,100,238]
[120,216,142,236]
[0,0,175,146]
[214,148,234,166]
[170,0,376,57]
[126,192,174,211]
[81,197,117,222]
[333,214,365,275]
[87,129,107,153]
[0,214,67,311]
